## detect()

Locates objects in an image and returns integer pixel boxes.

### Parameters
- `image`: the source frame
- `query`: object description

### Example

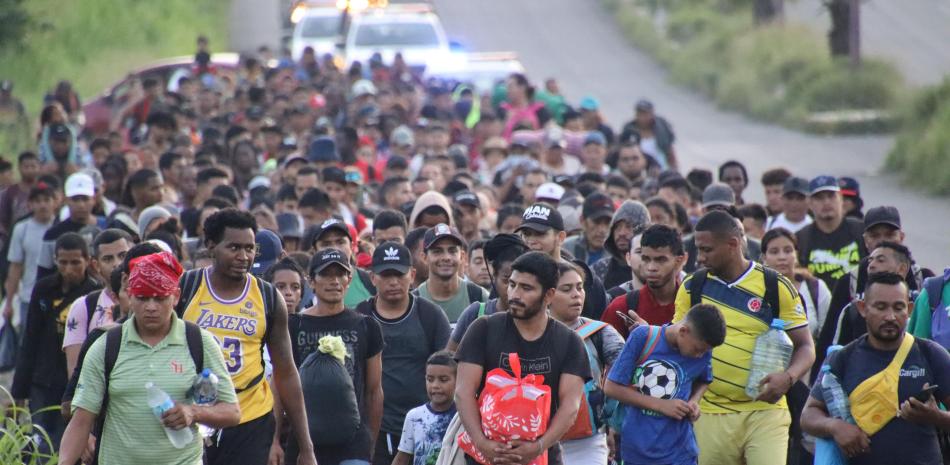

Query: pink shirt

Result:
[62,291,115,349]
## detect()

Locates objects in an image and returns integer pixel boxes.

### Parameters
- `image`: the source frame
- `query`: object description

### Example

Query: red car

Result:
[81,53,241,136]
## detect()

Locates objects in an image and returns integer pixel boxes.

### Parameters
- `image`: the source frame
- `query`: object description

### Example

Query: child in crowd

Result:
[392,350,458,465]
[604,304,726,465]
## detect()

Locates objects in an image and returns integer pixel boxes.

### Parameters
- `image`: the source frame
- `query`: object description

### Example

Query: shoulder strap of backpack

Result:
[184,321,204,374]
[626,289,641,312]
[763,267,780,320]
[806,277,820,310]
[466,282,483,304]
[175,269,203,317]
[636,325,663,366]
[575,320,609,340]
[689,269,708,308]
[924,271,950,313]
[95,324,124,461]
[85,290,103,329]
[477,301,487,318]
[254,276,277,340]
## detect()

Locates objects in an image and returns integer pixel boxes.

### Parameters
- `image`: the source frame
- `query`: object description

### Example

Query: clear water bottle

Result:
[193,368,219,438]
[820,365,853,422]
[745,319,794,399]
[146,382,194,448]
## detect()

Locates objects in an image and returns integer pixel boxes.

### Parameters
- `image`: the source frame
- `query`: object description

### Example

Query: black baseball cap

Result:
[582,192,615,220]
[452,190,481,209]
[423,223,466,251]
[322,166,346,185]
[516,203,565,233]
[783,177,809,196]
[864,206,901,231]
[313,218,352,244]
[371,242,412,274]
[50,123,70,141]
[308,248,351,275]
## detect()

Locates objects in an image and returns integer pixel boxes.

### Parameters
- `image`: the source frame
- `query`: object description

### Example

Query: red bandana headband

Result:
[128,251,183,298]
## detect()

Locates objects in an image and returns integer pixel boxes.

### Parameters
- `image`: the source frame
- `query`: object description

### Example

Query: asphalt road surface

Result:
[228,0,950,269]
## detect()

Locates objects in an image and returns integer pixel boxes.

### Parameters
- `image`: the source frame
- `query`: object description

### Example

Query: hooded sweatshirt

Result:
[408,191,454,229]
[592,200,651,290]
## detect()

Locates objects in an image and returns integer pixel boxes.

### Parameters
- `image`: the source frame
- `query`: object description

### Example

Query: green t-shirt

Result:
[73,316,237,465]
[909,283,950,340]
[416,279,488,323]
[345,271,375,308]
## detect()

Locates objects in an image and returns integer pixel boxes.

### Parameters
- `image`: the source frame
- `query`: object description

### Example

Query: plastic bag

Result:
[459,353,551,465]
[0,319,17,372]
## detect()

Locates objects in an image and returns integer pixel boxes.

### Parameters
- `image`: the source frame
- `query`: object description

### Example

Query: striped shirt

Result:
[673,262,807,414]
[73,316,237,465]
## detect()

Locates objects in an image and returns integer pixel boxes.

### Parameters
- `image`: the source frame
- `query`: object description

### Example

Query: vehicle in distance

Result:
[344,6,449,70]
[426,52,526,94]
[81,53,240,136]
[291,7,344,59]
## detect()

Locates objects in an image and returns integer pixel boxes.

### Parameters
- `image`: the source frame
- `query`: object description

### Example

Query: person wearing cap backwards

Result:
[592,200,652,290]
[452,190,488,243]
[795,175,867,289]
[36,172,103,280]
[415,224,489,324]
[13,232,99,453]
[178,209,318,465]
[619,99,678,171]
[562,192,616,266]
[766,176,813,233]
[355,243,451,465]
[683,183,763,273]
[59,251,241,465]
[838,176,864,220]
[289,248,384,465]
[311,217,378,308]
[447,234,529,352]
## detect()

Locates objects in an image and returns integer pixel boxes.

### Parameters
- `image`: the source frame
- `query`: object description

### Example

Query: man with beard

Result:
[802,272,950,465]
[602,225,686,339]
[455,252,589,465]
[356,242,450,465]
[592,200,651,289]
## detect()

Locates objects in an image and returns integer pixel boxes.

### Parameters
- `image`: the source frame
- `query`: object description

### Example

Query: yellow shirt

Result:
[673,262,807,414]
[182,268,273,423]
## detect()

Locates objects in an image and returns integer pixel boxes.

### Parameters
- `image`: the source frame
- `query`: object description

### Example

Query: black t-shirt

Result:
[796,218,866,288]
[455,312,590,416]
[355,295,451,434]
[811,336,950,465]
[288,310,384,463]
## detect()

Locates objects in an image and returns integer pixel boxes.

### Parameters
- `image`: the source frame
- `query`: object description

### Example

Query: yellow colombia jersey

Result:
[182,268,273,423]
[673,262,807,414]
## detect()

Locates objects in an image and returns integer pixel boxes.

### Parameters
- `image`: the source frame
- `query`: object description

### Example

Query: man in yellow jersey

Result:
[672,211,815,465]
[179,209,317,465]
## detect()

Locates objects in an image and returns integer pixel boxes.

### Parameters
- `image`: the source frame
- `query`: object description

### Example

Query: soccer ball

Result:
[636,360,679,399]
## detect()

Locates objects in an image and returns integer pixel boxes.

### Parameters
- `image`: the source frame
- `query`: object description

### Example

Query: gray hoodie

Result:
[594,200,651,289]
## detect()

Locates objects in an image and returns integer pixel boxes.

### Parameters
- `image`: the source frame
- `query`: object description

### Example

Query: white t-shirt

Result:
[767,213,813,233]
[398,403,457,465]
[798,278,832,341]
[6,217,54,303]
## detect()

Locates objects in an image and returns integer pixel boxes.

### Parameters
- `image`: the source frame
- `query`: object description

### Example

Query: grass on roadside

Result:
[605,0,904,134]
[0,0,228,155]
[886,78,950,194]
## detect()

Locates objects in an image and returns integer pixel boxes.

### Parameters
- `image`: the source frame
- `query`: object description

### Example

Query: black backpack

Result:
[295,327,361,446]
[689,266,781,320]
[93,321,205,462]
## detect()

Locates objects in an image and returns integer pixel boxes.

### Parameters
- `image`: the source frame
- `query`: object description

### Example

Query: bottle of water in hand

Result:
[193,368,219,438]
[146,382,194,448]
[745,319,794,399]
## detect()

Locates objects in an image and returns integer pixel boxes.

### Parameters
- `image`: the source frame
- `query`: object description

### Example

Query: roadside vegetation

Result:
[0,0,228,119]
[886,79,950,194]
[603,0,904,134]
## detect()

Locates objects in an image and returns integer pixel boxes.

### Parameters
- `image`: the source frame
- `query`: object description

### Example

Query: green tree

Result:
[0,0,32,51]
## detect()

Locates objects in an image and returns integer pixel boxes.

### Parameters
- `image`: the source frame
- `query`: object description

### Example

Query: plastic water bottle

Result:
[820,366,853,422]
[745,319,793,399]
[146,382,194,448]
[193,368,219,438]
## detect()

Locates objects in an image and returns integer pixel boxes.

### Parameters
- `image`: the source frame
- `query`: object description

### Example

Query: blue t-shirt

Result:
[810,336,950,465]
[607,325,713,465]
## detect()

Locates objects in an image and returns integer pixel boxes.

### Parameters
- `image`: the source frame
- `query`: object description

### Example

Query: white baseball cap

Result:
[535,182,566,203]
[65,173,95,198]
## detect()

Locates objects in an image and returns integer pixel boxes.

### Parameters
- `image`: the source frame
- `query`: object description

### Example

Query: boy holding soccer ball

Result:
[604,304,726,465]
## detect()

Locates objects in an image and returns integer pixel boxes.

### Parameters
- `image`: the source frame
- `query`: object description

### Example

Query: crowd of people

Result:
[0,35,949,465]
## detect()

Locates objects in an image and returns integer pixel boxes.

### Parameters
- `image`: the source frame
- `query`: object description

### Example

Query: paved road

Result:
[786,0,950,87]
[228,0,950,268]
